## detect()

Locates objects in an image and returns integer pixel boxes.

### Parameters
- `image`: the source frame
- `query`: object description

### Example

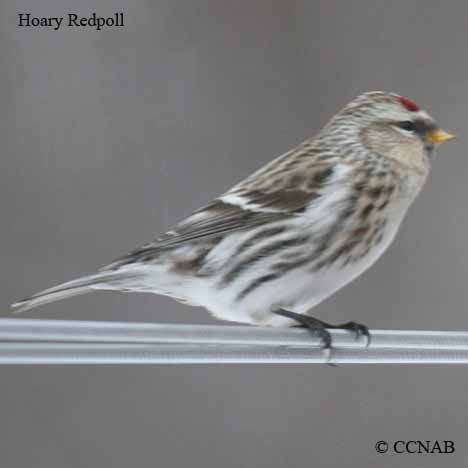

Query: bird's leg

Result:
[272,309,371,348]
[273,308,333,350]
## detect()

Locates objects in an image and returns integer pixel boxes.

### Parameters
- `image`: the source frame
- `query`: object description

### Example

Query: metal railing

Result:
[1,318,468,364]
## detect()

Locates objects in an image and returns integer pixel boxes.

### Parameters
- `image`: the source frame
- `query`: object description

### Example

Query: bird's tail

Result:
[10,270,143,314]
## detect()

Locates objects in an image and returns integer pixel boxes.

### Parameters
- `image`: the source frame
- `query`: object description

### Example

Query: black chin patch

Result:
[425,143,435,159]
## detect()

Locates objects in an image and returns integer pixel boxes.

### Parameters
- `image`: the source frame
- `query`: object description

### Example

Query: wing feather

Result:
[103,145,342,269]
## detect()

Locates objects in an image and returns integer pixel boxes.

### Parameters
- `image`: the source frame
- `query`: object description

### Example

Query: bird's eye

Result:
[397,121,416,132]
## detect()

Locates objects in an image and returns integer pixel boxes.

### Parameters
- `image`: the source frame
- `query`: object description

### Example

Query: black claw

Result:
[337,321,371,347]
[313,327,332,350]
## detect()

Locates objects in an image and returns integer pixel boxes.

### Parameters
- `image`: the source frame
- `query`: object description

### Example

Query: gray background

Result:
[1,0,467,466]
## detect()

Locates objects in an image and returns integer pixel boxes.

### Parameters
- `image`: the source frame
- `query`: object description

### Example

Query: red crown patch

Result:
[398,96,420,112]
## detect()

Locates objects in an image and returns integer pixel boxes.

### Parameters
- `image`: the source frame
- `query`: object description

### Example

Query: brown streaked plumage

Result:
[11,92,454,348]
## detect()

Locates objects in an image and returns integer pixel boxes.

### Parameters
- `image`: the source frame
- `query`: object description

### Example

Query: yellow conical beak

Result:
[426,128,455,145]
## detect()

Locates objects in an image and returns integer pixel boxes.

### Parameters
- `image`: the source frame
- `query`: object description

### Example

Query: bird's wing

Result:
[102,200,289,269]
[103,146,343,269]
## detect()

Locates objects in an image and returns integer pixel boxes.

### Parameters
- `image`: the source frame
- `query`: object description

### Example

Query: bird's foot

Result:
[272,309,333,352]
[328,321,371,347]
[272,309,371,354]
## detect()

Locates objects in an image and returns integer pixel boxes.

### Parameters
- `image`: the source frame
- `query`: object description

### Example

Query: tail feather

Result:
[10,270,142,314]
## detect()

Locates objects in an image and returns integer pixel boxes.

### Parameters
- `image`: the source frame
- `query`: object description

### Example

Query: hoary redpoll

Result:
[12,92,454,348]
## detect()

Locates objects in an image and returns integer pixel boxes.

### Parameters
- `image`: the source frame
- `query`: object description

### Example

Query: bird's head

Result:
[328,91,454,167]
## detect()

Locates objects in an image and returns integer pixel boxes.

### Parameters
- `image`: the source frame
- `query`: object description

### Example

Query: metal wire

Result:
[0,318,468,364]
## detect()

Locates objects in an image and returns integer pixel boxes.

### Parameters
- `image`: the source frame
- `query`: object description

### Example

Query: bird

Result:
[11,91,454,348]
